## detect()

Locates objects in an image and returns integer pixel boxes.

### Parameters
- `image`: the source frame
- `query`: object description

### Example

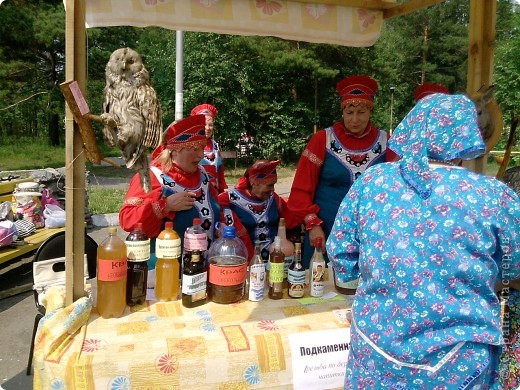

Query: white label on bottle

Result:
[248,263,266,301]
[125,239,150,261]
[156,237,181,258]
[182,272,207,294]
[184,232,208,251]
[310,261,325,297]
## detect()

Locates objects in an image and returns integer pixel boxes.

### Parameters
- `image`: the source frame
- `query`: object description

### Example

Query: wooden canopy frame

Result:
[63,0,498,303]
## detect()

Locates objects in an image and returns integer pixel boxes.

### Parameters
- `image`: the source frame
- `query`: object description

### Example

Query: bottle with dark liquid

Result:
[155,221,181,301]
[288,242,305,298]
[268,236,284,300]
[333,268,358,295]
[97,226,127,318]
[182,218,208,308]
[207,226,248,304]
[125,223,150,306]
[182,250,207,308]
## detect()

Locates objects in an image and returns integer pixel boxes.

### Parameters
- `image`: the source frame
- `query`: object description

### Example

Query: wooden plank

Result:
[0,178,32,195]
[0,244,37,266]
[221,151,238,159]
[24,227,66,245]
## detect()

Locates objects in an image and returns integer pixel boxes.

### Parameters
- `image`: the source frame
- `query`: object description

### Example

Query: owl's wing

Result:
[138,83,163,149]
[101,86,118,147]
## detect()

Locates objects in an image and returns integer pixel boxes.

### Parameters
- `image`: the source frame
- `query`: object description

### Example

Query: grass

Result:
[87,188,127,215]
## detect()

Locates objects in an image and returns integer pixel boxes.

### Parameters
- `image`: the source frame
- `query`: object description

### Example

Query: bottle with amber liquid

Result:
[207,226,248,304]
[268,236,285,300]
[125,223,150,306]
[269,218,294,284]
[155,221,181,301]
[309,237,326,298]
[288,242,305,298]
[97,226,127,318]
[333,269,358,295]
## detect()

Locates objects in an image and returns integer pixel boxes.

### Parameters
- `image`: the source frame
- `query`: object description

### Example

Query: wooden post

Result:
[64,0,87,304]
[466,0,497,173]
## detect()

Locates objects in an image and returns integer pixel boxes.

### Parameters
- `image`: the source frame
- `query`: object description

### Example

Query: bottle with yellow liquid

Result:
[155,221,181,301]
[97,226,127,318]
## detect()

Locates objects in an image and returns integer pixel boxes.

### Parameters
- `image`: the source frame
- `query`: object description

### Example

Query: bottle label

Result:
[288,269,306,284]
[310,261,326,297]
[269,262,284,284]
[125,239,150,261]
[98,257,127,281]
[184,232,208,251]
[182,272,207,294]
[208,263,247,286]
[156,237,181,258]
[283,254,294,278]
[248,264,265,301]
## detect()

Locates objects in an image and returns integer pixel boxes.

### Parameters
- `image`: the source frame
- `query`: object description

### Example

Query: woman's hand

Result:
[309,225,325,248]
[165,191,196,212]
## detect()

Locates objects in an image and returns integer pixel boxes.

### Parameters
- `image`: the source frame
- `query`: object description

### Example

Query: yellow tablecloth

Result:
[33,285,352,389]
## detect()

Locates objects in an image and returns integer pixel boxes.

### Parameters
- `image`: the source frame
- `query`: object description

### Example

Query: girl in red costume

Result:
[286,75,397,268]
[190,104,228,194]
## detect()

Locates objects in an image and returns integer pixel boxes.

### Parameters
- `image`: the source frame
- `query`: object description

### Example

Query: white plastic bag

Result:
[43,204,66,228]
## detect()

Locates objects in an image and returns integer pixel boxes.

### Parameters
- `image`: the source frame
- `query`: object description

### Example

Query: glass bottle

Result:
[125,223,150,306]
[182,250,207,308]
[155,221,181,301]
[207,226,248,304]
[248,244,266,302]
[269,218,294,284]
[333,269,358,295]
[288,242,305,298]
[182,218,208,308]
[268,236,284,300]
[309,237,326,298]
[97,226,127,318]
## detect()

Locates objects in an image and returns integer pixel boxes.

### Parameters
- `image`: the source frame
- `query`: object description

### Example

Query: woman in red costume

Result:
[286,75,397,268]
[119,115,250,283]
[190,103,228,194]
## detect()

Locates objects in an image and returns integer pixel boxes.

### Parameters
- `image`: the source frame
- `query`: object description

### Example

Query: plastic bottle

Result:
[288,242,305,298]
[155,221,181,301]
[207,225,248,304]
[268,236,285,300]
[269,218,294,283]
[248,244,266,302]
[125,223,150,306]
[309,237,326,297]
[182,218,208,308]
[97,226,127,318]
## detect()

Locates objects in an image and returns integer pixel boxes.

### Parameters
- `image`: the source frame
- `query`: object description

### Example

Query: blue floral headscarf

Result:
[389,93,485,199]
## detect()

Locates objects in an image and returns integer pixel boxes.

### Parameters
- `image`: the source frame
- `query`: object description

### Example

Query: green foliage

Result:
[0,0,518,160]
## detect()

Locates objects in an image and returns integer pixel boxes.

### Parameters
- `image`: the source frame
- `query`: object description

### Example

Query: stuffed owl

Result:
[102,47,162,193]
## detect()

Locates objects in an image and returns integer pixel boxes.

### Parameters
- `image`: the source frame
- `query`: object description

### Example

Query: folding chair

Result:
[26,231,97,375]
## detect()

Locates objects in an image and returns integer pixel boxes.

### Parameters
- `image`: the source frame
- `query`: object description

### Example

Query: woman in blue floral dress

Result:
[326,93,520,389]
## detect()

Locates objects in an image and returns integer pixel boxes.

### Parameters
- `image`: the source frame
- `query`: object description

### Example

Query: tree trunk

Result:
[49,113,60,146]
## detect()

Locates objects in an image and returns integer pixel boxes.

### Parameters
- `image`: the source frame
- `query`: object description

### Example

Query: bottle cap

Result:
[108,226,117,234]
[193,218,201,225]
[135,222,143,229]
[223,226,236,238]
[315,237,323,248]
[165,221,173,229]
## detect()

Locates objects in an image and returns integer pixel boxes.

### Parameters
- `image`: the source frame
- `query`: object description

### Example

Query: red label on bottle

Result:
[208,263,247,286]
[98,257,127,281]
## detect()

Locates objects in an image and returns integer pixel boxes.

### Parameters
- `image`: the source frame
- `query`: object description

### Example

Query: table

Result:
[33,279,352,389]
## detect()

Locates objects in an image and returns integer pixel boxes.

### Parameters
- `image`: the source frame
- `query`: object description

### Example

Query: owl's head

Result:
[106,47,149,86]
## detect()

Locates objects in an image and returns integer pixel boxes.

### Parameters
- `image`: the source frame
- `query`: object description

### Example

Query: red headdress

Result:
[190,104,218,118]
[235,159,281,190]
[336,75,378,109]
[151,115,206,159]
[414,83,449,102]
